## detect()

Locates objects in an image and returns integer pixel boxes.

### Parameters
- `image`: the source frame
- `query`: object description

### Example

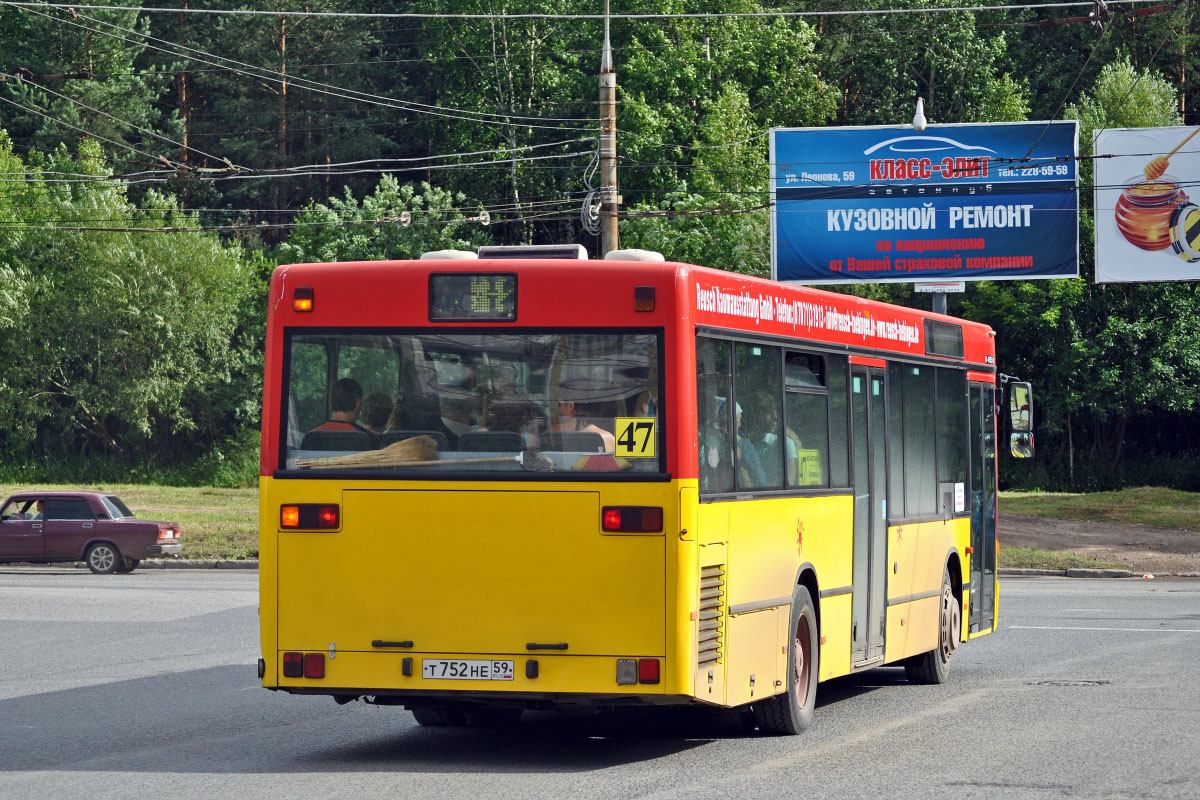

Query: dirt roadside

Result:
[1002,514,1200,574]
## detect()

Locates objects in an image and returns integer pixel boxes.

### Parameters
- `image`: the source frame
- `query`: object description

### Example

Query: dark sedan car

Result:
[0,491,182,574]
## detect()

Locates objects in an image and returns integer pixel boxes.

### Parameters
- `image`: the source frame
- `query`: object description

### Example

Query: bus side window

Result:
[697,338,734,494]
[735,342,784,490]
[785,351,830,489]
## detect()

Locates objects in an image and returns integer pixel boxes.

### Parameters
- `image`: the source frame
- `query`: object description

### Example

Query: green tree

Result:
[278,175,493,263]
[966,60,1191,487]
[0,3,180,166]
[808,0,1029,125]
[165,0,397,213]
[0,133,259,476]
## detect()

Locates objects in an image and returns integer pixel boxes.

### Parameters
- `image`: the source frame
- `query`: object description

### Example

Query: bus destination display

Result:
[429,273,516,321]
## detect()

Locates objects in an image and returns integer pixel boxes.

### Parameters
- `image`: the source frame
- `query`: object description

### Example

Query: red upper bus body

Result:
[261,257,995,478]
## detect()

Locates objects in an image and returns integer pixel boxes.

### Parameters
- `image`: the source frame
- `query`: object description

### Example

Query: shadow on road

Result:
[0,666,746,773]
[1,663,913,774]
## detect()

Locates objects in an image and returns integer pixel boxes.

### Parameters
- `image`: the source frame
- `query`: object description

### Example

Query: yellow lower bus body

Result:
[260,477,995,710]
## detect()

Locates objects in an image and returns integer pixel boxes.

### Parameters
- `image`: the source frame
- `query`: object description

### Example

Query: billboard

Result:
[770,121,1079,284]
[1094,126,1200,283]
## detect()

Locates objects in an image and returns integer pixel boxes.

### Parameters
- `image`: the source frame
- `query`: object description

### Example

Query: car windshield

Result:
[101,496,135,519]
[281,330,663,475]
[1,500,28,520]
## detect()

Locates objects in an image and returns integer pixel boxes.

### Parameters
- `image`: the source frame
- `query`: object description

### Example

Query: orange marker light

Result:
[293,287,314,312]
[280,505,301,528]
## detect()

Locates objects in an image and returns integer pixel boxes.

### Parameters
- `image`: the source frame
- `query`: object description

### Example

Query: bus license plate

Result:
[421,659,515,681]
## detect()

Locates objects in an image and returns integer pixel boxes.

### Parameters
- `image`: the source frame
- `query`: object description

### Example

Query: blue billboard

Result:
[770,121,1079,284]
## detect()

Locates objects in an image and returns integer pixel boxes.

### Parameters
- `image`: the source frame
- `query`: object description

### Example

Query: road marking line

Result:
[1011,625,1200,633]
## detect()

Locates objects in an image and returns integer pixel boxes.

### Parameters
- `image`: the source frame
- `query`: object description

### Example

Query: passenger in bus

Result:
[734,402,768,488]
[749,391,797,487]
[478,393,544,450]
[619,361,658,418]
[360,391,394,443]
[552,378,615,452]
[311,378,371,435]
[431,393,479,449]
[698,378,734,493]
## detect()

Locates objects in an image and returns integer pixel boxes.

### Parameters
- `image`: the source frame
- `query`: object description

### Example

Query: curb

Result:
[140,559,259,569]
[62,559,260,570]
[1000,567,1200,579]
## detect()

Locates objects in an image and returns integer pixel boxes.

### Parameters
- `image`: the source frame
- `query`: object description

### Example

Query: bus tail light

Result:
[280,504,340,529]
[616,658,660,685]
[602,506,663,532]
[293,287,314,312]
[304,653,325,679]
[283,652,303,678]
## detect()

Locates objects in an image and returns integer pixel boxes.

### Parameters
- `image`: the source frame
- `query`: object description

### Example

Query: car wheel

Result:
[85,542,121,575]
[115,557,140,574]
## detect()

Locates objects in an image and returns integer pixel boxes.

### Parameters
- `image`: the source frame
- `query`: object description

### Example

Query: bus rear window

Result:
[280,331,663,476]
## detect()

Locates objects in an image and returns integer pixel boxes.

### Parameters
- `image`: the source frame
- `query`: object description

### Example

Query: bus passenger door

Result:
[969,384,997,633]
[851,368,888,666]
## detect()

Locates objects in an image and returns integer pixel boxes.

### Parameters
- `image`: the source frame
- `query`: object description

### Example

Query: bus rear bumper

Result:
[273,685,701,709]
[267,650,683,705]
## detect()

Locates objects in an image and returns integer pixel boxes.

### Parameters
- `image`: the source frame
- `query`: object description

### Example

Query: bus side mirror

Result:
[1010,431,1035,459]
[1008,381,1033,433]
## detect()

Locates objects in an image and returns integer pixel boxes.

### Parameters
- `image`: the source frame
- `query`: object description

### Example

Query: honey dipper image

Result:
[1143,126,1198,181]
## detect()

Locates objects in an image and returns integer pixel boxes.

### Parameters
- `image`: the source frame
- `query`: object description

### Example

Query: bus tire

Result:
[753,584,818,735]
[410,707,466,727]
[905,566,959,685]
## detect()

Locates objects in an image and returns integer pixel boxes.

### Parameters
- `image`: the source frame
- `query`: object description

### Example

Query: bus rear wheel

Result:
[753,584,818,735]
[905,566,960,685]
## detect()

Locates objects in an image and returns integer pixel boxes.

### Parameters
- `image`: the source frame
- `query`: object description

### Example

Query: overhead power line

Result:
[0,72,230,167]
[0,0,1178,20]
[4,1,597,132]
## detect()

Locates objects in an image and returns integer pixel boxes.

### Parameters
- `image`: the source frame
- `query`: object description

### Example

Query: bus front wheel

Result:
[753,584,818,735]
[905,566,959,685]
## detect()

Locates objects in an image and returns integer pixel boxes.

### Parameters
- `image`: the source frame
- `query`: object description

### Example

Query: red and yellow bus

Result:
[258,246,1026,734]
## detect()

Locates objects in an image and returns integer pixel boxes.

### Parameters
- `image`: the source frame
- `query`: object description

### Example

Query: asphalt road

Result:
[1,569,1197,800]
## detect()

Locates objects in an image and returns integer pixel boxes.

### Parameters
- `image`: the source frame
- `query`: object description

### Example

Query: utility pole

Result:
[598,0,620,255]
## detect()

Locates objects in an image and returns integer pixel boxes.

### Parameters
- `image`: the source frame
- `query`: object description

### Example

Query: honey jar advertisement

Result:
[1094,126,1200,283]
[770,121,1079,285]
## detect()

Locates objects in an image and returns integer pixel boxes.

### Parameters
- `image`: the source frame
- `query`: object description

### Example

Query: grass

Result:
[0,483,258,560]
[1000,486,1200,531]
[5,482,1191,565]
[998,486,1200,570]
[998,546,1125,571]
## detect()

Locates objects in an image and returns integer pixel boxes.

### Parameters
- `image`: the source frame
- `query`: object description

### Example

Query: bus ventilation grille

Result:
[698,564,726,667]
